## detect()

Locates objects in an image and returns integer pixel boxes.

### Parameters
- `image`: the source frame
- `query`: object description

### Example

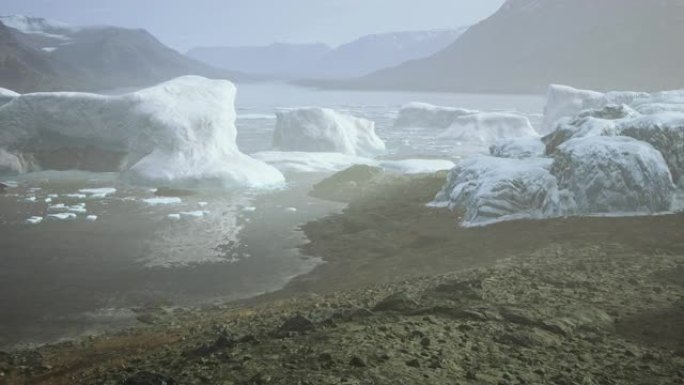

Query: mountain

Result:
[187,29,465,80]
[0,15,253,92]
[187,43,332,78]
[0,20,65,92]
[338,0,684,93]
[307,29,467,79]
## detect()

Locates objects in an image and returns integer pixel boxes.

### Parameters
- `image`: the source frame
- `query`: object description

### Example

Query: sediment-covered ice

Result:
[551,136,675,214]
[393,102,477,129]
[272,107,386,156]
[490,137,546,159]
[439,112,539,145]
[432,156,561,226]
[0,76,285,189]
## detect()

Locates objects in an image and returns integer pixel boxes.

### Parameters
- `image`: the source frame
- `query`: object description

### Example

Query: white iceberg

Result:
[86,215,98,222]
[551,136,675,214]
[379,159,455,174]
[79,188,116,198]
[393,102,477,129]
[0,76,285,189]
[439,112,539,145]
[179,210,209,219]
[432,156,561,226]
[272,107,386,156]
[489,137,546,159]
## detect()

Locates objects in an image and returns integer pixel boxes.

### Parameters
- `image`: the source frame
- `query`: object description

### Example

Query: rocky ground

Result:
[1,168,683,385]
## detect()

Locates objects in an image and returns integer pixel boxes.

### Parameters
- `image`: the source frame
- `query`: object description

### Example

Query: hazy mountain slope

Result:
[308,29,467,79]
[0,21,65,92]
[0,15,254,92]
[187,43,332,78]
[187,29,465,80]
[341,0,684,93]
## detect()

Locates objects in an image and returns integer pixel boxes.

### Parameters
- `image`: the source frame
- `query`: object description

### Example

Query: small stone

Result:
[420,337,431,348]
[349,356,366,367]
[123,371,176,385]
[276,315,315,336]
[406,359,421,368]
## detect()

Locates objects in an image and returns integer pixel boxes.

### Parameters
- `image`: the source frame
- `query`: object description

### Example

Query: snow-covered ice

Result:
[432,156,560,226]
[0,76,285,189]
[551,136,675,214]
[273,107,386,156]
[393,102,477,129]
[439,112,539,145]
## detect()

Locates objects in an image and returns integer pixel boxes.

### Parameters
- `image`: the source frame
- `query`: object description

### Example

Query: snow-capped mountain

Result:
[187,29,466,80]
[0,15,253,92]
[339,0,684,93]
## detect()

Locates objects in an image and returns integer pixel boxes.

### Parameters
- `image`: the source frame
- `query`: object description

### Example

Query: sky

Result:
[1,0,506,51]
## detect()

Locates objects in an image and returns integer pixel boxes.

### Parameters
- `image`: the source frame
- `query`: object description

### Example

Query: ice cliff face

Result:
[0,76,284,189]
[273,107,386,157]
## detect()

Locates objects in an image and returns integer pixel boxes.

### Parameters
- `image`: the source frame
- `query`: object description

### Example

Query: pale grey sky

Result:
[1,0,506,51]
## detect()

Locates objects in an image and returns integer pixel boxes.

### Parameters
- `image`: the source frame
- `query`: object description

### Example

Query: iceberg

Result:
[439,112,539,145]
[489,137,546,159]
[432,156,561,226]
[143,197,182,206]
[0,76,285,189]
[48,213,77,221]
[393,102,477,129]
[26,216,43,224]
[272,107,386,156]
[551,136,675,214]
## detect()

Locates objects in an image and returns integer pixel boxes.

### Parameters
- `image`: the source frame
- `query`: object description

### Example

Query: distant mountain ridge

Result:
[330,0,684,93]
[0,15,253,93]
[187,28,467,80]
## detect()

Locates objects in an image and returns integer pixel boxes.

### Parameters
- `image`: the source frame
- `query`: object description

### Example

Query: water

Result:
[0,83,545,349]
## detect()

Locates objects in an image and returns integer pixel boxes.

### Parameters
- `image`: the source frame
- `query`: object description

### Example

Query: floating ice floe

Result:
[143,197,182,206]
[67,204,87,214]
[79,188,116,198]
[253,151,375,173]
[198,202,208,207]
[242,206,257,212]
[86,215,98,222]
[65,193,87,199]
[48,212,77,221]
[285,207,297,213]
[179,210,209,219]
[273,107,386,156]
[48,203,66,211]
[167,213,181,221]
[394,102,477,129]
[0,76,285,189]
[24,196,37,202]
[25,216,43,224]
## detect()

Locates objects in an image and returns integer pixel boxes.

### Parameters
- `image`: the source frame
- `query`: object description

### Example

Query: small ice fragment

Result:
[242,206,256,212]
[26,216,43,224]
[29,187,42,193]
[25,196,37,202]
[179,210,209,219]
[65,193,87,199]
[48,194,59,198]
[1,181,18,188]
[79,188,117,198]
[44,198,53,203]
[48,213,77,220]
[285,207,297,212]
[86,215,98,222]
[198,202,208,207]
[48,204,67,211]
[68,205,87,214]
[167,214,181,221]
[143,197,182,205]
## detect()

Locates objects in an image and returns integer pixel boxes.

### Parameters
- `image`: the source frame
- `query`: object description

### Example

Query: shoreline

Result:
[2,171,683,384]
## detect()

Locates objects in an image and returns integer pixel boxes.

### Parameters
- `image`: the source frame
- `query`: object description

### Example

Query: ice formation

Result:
[489,137,546,159]
[272,107,386,156]
[26,216,43,224]
[393,102,477,129]
[0,76,285,189]
[0,88,19,107]
[439,112,539,145]
[252,151,375,173]
[551,136,674,214]
[143,197,182,206]
[432,156,560,226]
[378,159,455,174]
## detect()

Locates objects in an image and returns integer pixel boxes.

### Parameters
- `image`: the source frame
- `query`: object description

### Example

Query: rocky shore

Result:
[1,170,683,385]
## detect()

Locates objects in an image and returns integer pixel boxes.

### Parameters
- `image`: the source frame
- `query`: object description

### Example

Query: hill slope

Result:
[344,0,684,93]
